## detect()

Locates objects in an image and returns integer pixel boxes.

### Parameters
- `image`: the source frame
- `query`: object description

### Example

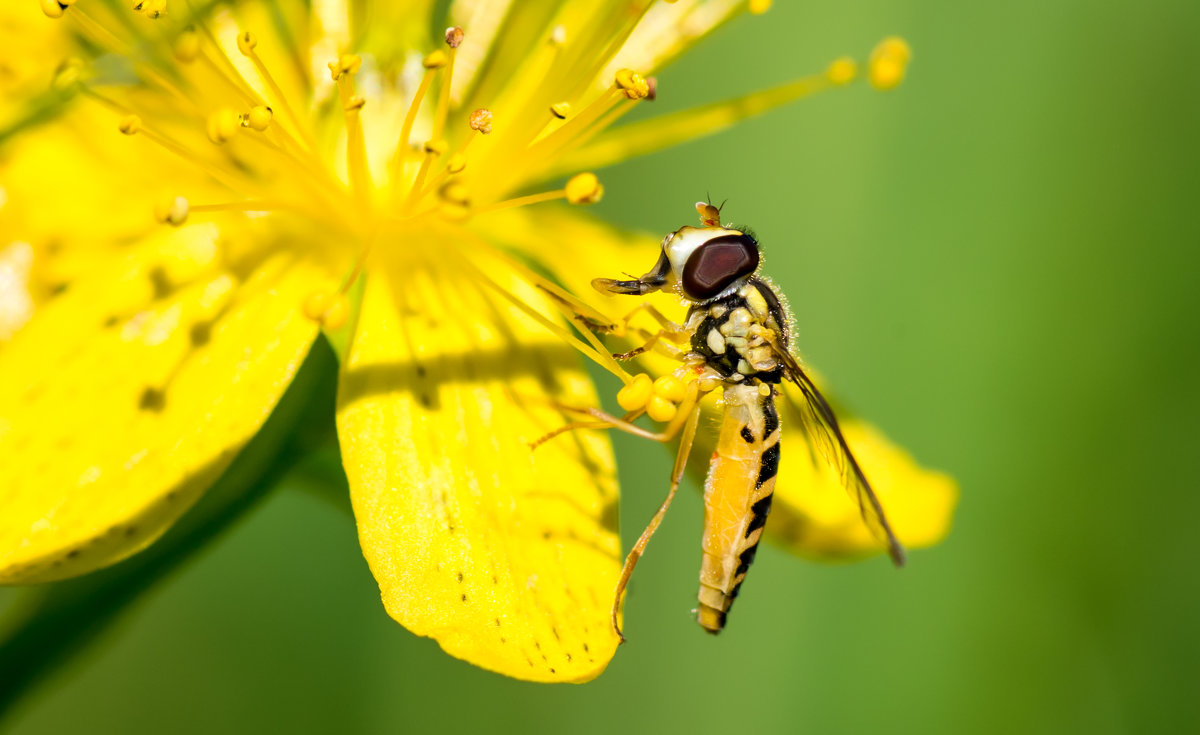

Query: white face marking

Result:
[662,226,743,283]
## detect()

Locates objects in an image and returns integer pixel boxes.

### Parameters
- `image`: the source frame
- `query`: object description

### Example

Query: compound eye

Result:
[680,233,759,300]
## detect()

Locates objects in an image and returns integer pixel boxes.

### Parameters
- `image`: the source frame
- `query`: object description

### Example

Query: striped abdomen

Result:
[697,382,780,633]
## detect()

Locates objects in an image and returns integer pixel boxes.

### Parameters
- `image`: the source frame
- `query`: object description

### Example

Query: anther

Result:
[614,69,650,100]
[653,375,687,403]
[118,115,142,135]
[447,153,468,174]
[206,109,241,144]
[869,37,912,91]
[550,102,570,120]
[136,0,167,19]
[423,50,449,70]
[302,291,349,330]
[440,181,470,206]
[174,30,201,63]
[617,374,654,412]
[645,396,677,423]
[565,172,603,205]
[40,0,68,19]
[236,31,258,56]
[826,57,857,86]
[245,105,273,131]
[445,26,464,49]
[153,195,190,227]
[344,96,366,112]
[469,109,493,135]
[52,59,83,90]
[328,53,362,81]
[646,77,658,102]
[424,139,448,156]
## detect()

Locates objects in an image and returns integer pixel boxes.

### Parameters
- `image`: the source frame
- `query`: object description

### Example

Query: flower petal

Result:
[0,228,326,583]
[769,384,959,560]
[337,254,621,683]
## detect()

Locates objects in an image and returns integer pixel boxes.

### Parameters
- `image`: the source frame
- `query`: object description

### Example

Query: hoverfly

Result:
[543,202,905,638]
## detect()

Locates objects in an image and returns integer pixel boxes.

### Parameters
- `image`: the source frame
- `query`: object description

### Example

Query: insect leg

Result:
[611,396,702,643]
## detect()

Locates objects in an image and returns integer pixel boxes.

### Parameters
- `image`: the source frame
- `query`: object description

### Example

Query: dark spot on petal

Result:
[416,365,426,377]
[461,593,468,602]
[582,642,590,653]
[189,322,212,347]
[66,549,80,559]
[103,315,119,328]
[125,526,138,537]
[149,266,172,299]
[495,618,502,627]
[139,387,166,412]
[457,572,464,582]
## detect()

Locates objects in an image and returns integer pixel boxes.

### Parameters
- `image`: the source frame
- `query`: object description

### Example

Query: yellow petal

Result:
[337,252,621,683]
[0,228,326,583]
[769,385,959,560]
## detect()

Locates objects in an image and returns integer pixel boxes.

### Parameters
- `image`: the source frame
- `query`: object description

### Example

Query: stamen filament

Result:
[392,66,438,188]
[336,74,372,201]
[242,45,318,151]
[547,68,836,178]
[431,47,458,141]
[471,189,567,215]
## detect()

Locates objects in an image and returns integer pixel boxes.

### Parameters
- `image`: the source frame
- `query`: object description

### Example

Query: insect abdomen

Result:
[697,383,780,633]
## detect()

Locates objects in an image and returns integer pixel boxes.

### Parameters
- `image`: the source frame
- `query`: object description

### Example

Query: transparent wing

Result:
[766,336,907,567]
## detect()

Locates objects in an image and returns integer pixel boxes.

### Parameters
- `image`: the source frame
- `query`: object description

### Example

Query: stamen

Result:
[391,51,445,190]
[869,37,912,90]
[153,195,190,227]
[239,31,317,150]
[472,172,603,216]
[827,57,858,86]
[331,54,372,200]
[206,109,241,144]
[302,291,349,330]
[431,28,464,141]
[546,61,848,177]
[403,139,448,209]
[174,30,201,63]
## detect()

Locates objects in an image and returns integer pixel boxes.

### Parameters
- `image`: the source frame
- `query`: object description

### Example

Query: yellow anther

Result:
[153,195,189,227]
[344,95,366,112]
[617,374,654,412]
[422,50,449,69]
[423,139,448,156]
[614,69,650,100]
[868,36,912,91]
[328,54,362,80]
[550,102,570,120]
[469,109,493,134]
[440,181,470,206]
[40,0,66,19]
[447,152,468,174]
[565,172,603,205]
[174,30,200,63]
[645,395,678,423]
[826,57,857,86]
[136,0,167,19]
[749,0,773,14]
[118,115,142,135]
[302,291,348,330]
[52,59,83,90]
[653,375,687,403]
[445,26,465,49]
[236,31,257,56]
[206,109,241,144]
[245,106,273,131]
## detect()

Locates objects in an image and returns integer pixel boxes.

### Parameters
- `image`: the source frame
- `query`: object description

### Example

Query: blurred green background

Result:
[4,0,1199,732]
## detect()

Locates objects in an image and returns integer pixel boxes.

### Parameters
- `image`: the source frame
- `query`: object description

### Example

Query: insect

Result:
[542,202,906,638]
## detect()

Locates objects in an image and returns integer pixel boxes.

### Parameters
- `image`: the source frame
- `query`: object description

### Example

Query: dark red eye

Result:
[680,234,759,300]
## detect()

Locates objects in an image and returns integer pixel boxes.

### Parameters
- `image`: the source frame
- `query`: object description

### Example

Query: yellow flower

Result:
[0,0,948,684]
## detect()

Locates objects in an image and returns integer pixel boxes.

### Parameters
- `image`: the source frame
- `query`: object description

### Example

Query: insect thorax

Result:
[689,277,789,384]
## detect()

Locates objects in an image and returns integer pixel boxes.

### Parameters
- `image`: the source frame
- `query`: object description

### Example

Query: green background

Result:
[4,0,1199,732]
